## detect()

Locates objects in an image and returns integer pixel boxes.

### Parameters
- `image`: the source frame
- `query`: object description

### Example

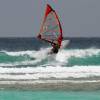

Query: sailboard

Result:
[37,4,63,48]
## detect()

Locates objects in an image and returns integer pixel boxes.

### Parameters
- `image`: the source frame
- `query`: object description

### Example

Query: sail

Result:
[38,4,63,47]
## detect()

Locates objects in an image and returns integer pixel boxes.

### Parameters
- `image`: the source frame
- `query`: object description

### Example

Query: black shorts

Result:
[52,48,58,53]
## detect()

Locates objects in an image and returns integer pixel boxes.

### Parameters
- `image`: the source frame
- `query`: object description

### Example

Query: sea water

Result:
[0,37,100,100]
[0,90,100,100]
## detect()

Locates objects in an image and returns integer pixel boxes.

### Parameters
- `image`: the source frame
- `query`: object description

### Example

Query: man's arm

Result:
[37,34,56,45]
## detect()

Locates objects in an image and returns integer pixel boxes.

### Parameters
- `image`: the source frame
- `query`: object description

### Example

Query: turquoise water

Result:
[0,49,100,66]
[68,54,100,66]
[0,38,100,100]
[0,90,100,100]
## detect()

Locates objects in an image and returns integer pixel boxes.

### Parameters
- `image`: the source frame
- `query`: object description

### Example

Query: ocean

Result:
[0,37,100,100]
[0,90,100,100]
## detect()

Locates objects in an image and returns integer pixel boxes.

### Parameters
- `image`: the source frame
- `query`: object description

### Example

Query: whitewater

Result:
[0,47,100,80]
[0,38,100,83]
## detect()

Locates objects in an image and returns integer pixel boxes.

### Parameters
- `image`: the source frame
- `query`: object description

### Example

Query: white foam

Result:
[2,50,34,56]
[0,48,100,66]
[0,66,100,80]
[56,48,100,63]
[0,48,50,67]
[0,60,41,67]
[0,80,100,85]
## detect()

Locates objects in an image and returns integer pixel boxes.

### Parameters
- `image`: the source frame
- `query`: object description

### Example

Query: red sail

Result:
[38,4,63,47]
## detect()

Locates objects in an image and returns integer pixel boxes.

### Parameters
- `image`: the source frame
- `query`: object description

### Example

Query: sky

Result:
[0,0,100,37]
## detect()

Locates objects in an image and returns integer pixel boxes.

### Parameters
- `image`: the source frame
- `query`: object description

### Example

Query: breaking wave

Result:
[0,66,100,80]
[0,48,100,67]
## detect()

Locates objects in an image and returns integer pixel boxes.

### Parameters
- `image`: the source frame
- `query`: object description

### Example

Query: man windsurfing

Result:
[51,42,60,53]
[38,34,60,54]
[37,4,63,54]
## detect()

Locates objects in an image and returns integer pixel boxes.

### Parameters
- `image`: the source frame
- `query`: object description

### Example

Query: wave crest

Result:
[0,48,100,67]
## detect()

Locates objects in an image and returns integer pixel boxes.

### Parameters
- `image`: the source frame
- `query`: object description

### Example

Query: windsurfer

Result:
[50,41,60,54]
[37,34,41,39]
[37,4,63,54]
[37,34,60,54]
